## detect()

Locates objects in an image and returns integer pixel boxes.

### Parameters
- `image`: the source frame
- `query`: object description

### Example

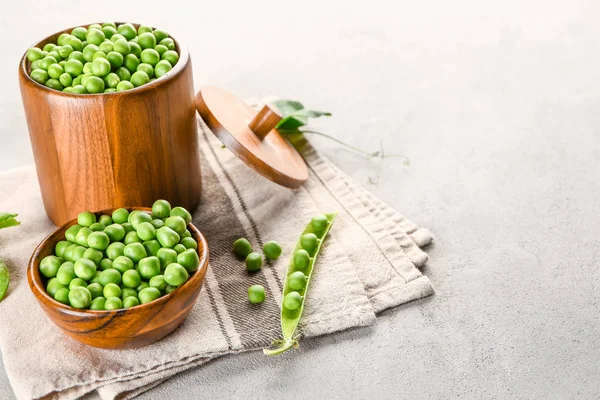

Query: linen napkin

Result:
[0,121,434,400]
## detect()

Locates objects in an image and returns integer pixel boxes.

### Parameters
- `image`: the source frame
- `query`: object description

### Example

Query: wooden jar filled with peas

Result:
[19,22,201,226]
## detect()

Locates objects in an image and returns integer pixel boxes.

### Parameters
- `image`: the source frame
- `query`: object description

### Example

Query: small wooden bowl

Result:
[19,23,202,226]
[27,207,209,349]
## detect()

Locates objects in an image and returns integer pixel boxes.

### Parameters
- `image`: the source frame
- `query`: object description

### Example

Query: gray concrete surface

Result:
[1,0,600,398]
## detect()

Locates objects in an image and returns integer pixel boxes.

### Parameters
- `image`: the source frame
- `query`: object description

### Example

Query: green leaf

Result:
[276,115,309,130]
[0,213,19,230]
[272,100,305,116]
[295,109,332,118]
[0,260,9,302]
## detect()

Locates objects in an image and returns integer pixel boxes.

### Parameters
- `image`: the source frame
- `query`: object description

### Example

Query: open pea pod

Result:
[264,212,337,356]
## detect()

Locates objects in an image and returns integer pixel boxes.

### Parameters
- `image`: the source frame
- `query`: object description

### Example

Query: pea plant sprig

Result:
[0,213,20,302]
[272,99,407,162]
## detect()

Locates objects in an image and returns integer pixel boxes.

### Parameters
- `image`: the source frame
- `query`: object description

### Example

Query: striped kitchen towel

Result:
[0,121,434,400]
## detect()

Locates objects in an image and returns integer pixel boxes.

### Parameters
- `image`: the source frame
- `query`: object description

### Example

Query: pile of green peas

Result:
[26,22,180,94]
[39,200,200,310]
[232,237,282,304]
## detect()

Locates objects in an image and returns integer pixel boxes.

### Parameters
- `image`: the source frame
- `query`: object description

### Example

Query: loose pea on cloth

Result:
[0,121,434,400]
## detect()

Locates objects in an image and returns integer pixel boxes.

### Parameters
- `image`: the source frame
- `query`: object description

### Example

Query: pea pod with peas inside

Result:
[263,212,337,356]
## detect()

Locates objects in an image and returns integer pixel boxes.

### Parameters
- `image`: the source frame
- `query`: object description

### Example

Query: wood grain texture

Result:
[27,207,209,350]
[196,86,308,188]
[19,23,202,226]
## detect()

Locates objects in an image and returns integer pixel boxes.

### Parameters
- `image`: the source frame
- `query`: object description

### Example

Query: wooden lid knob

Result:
[248,105,282,140]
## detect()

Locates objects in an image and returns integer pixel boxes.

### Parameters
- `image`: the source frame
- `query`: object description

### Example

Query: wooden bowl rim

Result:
[18,22,190,97]
[27,207,209,316]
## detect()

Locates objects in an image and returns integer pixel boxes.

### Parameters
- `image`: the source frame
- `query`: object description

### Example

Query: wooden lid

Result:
[195,86,308,188]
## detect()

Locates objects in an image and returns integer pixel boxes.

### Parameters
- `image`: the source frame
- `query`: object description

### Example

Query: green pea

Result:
[77,211,95,227]
[138,256,161,279]
[88,231,110,250]
[246,252,262,272]
[156,226,180,248]
[138,287,161,304]
[110,33,126,43]
[71,246,87,261]
[40,56,58,71]
[263,241,282,260]
[248,285,265,304]
[65,279,86,290]
[160,38,175,50]
[69,286,92,308]
[27,47,44,62]
[83,248,103,265]
[170,206,192,224]
[88,23,102,30]
[180,237,198,250]
[105,297,123,310]
[102,26,117,39]
[122,222,134,234]
[99,268,121,286]
[163,263,189,287]
[104,224,125,242]
[54,287,70,304]
[102,52,123,69]
[55,240,71,258]
[136,63,154,78]
[86,282,104,299]
[116,80,134,91]
[130,211,152,230]
[85,76,105,93]
[173,244,185,254]
[113,255,134,274]
[70,27,87,41]
[90,270,101,283]
[300,233,319,255]
[62,244,78,261]
[30,69,49,84]
[155,60,173,78]
[165,285,177,294]
[122,269,141,288]
[102,73,119,89]
[165,216,186,236]
[103,282,121,298]
[30,60,42,70]
[162,50,179,66]
[157,247,178,269]
[64,59,83,77]
[113,67,130,82]
[102,21,117,28]
[143,240,161,257]
[154,44,168,56]
[117,23,137,40]
[59,73,73,87]
[293,249,310,271]
[100,258,113,271]
[43,43,56,52]
[66,36,84,52]
[184,230,193,238]
[114,39,131,55]
[71,85,88,94]
[129,41,142,57]
[112,208,129,224]
[95,215,111,226]
[123,296,140,308]
[90,57,110,77]
[68,51,85,63]
[124,243,147,263]
[47,63,63,79]
[58,34,71,46]
[140,48,160,66]
[75,227,92,247]
[86,28,105,45]
[136,32,156,50]
[48,50,61,61]
[233,238,252,258]
[177,248,200,273]
[151,199,171,218]
[121,287,137,299]
[92,51,107,60]
[45,79,64,91]
[149,274,168,291]
[83,63,93,75]
[138,25,153,35]
[151,219,165,229]
[82,44,100,61]
[124,54,140,73]
[106,242,125,260]
[40,255,62,278]
[136,222,155,241]
[46,278,66,297]
[137,281,149,292]
[283,291,303,311]
[74,258,96,280]
[90,296,106,310]
[287,271,307,291]
[98,41,113,54]
[89,222,106,232]
[58,60,67,68]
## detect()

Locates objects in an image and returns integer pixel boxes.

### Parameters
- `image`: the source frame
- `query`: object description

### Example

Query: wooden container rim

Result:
[27,207,209,316]
[18,22,190,97]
